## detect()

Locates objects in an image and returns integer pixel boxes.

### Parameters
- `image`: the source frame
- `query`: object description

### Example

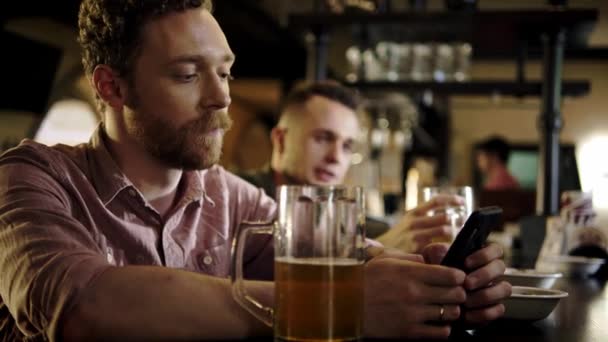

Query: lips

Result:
[314,168,336,183]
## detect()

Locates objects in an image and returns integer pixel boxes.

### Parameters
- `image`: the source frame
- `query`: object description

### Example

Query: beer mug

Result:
[231,185,366,341]
[422,186,474,243]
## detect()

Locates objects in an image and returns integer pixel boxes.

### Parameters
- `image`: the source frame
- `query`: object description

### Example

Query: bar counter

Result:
[235,276,607,342]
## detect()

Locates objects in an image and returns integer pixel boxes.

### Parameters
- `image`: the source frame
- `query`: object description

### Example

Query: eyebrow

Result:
[166,53,236,66]
[312,129,355,143]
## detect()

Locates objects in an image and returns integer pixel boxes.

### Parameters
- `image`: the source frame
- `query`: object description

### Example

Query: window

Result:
[34,99,99,146]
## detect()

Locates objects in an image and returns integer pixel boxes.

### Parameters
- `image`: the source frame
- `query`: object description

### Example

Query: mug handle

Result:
[231,221,275,327]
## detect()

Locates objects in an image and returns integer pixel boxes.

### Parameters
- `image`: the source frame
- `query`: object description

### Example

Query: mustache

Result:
[187,111,233,133]
[206,111,233,131]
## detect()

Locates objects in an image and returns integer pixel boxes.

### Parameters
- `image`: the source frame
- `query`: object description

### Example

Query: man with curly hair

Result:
[0,0,510,340]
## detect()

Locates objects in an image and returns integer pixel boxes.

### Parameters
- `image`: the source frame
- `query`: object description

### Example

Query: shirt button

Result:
[204,194,216,207]
[106,248,115,264]
[203,255,213,265]
[128,189,137,197]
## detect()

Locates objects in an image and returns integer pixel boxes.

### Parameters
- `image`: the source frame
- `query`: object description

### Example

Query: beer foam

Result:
[275,257,363,266]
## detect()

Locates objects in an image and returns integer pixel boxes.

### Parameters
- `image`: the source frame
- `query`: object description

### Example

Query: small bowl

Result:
[502,286,568,321]
[538,255,605,278]
[500,268,562,288]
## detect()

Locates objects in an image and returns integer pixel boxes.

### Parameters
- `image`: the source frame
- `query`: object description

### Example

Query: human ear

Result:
[271,127,287,155]
[91,65,128,111]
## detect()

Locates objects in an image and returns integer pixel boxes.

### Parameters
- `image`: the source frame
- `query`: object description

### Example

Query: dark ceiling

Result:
[0,1,82,27]
[0,0,307,114]
[0,0,307,79]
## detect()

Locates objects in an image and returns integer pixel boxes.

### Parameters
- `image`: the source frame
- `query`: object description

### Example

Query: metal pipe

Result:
[305,27,329,81]
[536,29,565,216]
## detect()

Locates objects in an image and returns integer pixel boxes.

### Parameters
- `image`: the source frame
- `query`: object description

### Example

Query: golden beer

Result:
[274,257,364,342]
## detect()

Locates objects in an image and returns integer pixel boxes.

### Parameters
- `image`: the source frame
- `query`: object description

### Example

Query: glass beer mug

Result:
[231,185,366,342]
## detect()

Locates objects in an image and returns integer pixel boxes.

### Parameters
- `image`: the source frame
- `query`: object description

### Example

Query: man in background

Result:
[476,135,520,190]
[239,81,465,254]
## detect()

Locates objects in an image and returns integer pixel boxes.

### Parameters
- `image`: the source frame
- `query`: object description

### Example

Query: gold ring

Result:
[439,305,445,322]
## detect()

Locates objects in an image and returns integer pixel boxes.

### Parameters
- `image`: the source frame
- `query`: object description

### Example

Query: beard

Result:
[125,98,233,171]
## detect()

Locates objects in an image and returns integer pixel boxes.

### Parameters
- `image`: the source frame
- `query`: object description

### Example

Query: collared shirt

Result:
[0,126,276,341]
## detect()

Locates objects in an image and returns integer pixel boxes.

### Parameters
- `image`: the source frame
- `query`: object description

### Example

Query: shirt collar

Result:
[87,124,133,206]
[176,169,206,208]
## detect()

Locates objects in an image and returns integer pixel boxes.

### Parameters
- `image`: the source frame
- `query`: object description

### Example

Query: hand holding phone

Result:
[440,206,503,271]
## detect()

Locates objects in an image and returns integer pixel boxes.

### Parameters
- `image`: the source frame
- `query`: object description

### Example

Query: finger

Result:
[409,214,449,230]
[465,281,512,309]
[409,263,466,286]
[465,259,506,291]
[464,303,506,325]
[373,248,425,263]
[364,246,384,261]
[422,243,450,265]
[413,226,452,243]
[411,195,464,216]
[405,324,451,340]
[465,243,504,270]
[421,285,467,305]
[416,304,461,323]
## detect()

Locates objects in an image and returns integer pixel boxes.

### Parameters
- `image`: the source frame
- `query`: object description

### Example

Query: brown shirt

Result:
[0,127,276,341]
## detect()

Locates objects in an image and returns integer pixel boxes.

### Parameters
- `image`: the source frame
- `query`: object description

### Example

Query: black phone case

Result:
[440,206,503,271]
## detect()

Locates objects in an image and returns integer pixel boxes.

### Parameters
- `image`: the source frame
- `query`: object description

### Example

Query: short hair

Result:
[278,81,362,122]
[78,0,213,111]
[477,136,511,163]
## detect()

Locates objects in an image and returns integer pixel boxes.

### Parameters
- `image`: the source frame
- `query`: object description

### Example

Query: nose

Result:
[200,74,231,112]
[324,141,342,164]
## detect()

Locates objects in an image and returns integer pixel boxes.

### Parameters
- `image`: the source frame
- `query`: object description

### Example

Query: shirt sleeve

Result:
[0,155,112,341]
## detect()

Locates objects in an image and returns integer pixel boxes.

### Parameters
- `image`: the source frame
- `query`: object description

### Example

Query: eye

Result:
[174,74,197,83]
[313,133,327,142]
[343,141,354,153]
[313,132,334,144]
[221,72,234,81]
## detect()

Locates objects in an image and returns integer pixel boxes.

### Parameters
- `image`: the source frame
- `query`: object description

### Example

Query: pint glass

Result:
[422,186,474,243]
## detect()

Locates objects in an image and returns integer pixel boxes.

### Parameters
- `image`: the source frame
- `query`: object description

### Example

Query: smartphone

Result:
[440,206,503,271]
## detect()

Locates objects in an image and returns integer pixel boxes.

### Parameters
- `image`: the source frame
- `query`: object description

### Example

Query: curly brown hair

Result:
[78,0,213,112]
